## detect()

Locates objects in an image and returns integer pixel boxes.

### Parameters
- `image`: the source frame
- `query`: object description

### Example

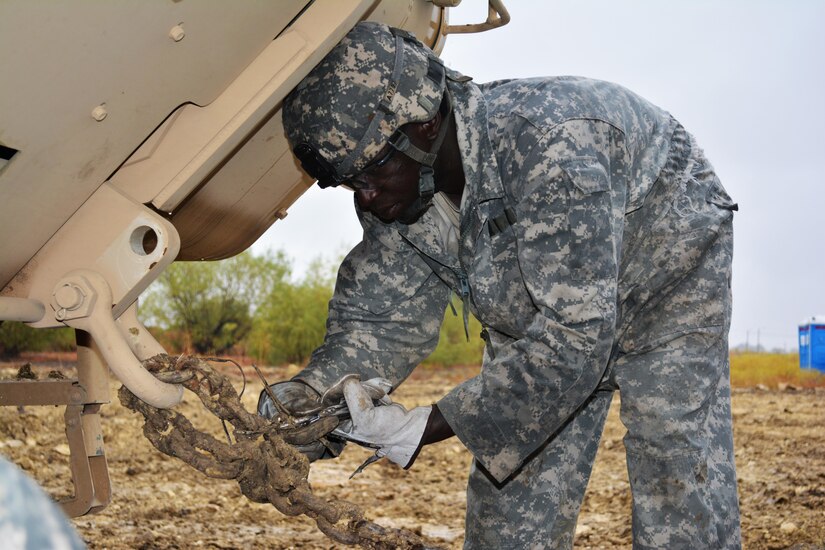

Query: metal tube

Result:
[0,296,45,322]
[439,0,510,35]
[116,301,166,361]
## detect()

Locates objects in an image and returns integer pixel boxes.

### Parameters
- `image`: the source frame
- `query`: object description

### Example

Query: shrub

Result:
[730,352,825,388]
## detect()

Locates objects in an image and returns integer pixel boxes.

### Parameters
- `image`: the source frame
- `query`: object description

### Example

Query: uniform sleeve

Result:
[296,201,451,394]
[437,120,624,483]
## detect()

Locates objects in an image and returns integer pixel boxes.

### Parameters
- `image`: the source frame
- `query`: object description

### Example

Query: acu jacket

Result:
[296,74,736,483]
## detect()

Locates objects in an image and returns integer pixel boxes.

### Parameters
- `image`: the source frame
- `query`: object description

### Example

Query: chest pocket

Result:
[469,200,534,337]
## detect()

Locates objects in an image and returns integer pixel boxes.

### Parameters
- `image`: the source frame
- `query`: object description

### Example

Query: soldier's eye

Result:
[365,147,396,173]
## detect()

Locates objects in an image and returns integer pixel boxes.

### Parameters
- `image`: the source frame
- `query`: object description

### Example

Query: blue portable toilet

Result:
[799,315,825,372]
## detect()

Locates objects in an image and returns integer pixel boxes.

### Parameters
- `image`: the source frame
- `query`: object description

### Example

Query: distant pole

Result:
[757,329,761,352]
[745,330,750,352]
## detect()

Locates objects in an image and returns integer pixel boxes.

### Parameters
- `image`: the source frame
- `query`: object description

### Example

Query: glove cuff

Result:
[387,405,431,469]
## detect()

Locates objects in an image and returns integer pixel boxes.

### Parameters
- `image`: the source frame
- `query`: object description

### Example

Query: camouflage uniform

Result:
[290,31,741,548]
[0,456,86,549]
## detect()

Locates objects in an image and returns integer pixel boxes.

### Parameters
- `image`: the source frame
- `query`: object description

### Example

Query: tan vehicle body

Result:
[0,0,508,516]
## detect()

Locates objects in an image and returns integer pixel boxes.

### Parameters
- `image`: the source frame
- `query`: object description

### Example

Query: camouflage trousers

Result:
[464,144,741,549]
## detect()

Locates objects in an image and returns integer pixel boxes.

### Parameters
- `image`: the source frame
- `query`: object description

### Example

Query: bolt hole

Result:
[130,226,159,256]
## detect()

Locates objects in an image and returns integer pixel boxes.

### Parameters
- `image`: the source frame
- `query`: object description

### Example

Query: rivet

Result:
[91,105,108,122]
[169,24,185,42]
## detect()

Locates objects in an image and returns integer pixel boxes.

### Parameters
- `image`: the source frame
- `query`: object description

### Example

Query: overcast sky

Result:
[253,0,825,352]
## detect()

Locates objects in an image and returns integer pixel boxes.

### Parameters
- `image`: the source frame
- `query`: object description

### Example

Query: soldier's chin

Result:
[396,198,432,225]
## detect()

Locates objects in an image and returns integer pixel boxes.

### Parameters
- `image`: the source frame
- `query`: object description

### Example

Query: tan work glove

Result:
[337,377,431,468]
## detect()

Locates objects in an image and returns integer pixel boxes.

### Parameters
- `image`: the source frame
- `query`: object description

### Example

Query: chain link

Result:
[118,354,442,549]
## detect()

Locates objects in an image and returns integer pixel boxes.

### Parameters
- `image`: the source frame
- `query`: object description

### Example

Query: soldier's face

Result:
[351,145,423,224]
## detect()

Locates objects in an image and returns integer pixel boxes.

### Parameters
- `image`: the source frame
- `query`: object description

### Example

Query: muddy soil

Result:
[1,360,823,549]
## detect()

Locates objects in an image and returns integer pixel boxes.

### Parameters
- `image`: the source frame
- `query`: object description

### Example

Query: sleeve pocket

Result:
[559,157,614,282]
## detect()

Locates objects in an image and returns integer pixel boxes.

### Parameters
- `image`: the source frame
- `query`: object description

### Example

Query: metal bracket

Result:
[0,332,112,516]
[0,275,181,516]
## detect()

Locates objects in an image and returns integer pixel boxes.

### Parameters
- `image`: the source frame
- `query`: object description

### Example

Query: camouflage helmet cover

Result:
[283,21,446,182]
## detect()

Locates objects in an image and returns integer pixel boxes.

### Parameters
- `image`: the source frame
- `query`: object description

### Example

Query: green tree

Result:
[142,251,290,354]
[250,259,486,368]
[249,257,336,365]
[0,321,75,357]
[424,296,485,366]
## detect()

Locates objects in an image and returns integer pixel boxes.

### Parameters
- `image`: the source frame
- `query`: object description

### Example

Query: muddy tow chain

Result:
[118,354,442,550]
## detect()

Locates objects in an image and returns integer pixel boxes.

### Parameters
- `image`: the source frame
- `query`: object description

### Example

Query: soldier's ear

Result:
[415,111,443,143]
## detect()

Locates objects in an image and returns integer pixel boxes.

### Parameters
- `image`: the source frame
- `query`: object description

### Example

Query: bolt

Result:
[91,105,108,122]
[70,390,83,403]
[169,24,185,42]
[50,273,98,322]
[54,283,84,311]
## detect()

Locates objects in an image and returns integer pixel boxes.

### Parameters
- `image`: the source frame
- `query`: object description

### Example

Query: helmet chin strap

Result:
[386,96,453,224]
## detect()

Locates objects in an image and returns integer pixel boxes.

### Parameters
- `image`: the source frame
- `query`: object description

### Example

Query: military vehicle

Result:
[0,0,508,516]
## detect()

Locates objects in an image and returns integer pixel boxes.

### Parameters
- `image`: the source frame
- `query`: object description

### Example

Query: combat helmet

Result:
[283,21,451,219]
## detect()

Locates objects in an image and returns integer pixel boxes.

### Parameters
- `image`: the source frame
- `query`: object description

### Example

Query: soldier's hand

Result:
[257,380,344,461]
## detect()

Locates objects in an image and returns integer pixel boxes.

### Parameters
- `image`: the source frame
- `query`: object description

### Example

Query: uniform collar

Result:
[449,78,505,205]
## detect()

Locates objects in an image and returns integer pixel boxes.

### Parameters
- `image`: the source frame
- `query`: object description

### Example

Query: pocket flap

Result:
[560,157,610,194]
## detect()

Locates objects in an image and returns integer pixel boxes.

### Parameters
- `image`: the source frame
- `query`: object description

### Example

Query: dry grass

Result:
[730,352,825,388]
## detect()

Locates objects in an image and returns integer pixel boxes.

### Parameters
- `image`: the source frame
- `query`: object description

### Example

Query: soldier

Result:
[259,21,741,548]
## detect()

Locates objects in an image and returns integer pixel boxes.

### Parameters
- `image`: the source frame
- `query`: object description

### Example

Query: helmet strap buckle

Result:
[418,166,435,201]
[390,90,453,216]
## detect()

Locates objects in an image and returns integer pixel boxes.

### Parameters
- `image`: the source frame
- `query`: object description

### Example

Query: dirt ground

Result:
[1,358,824,549]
